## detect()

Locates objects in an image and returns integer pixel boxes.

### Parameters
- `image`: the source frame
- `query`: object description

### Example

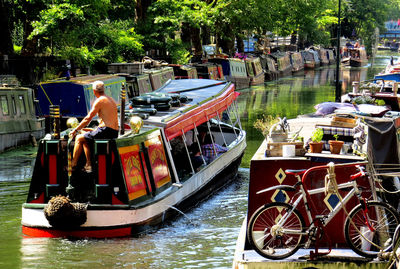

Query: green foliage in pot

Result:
[311,128,323,143]
[333,134,339,141]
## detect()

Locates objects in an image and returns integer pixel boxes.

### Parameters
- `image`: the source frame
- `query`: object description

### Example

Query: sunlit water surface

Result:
[0,52,393,268]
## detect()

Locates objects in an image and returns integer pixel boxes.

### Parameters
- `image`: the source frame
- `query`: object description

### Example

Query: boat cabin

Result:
[269,52,292,75]
[245,57,265,86]
[37,75,125,119]
[259,55,279,80]
[318,48,330,65]
[289,52,304,72]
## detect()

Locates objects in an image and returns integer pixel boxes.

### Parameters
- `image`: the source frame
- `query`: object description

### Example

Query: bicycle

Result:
[247,162,400,260]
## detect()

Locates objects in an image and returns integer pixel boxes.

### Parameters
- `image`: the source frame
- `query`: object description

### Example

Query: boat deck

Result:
[235,249,386,269]
[233,219,388,269]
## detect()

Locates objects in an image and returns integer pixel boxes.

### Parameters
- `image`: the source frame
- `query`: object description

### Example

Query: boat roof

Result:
[142,79,237,140]
[42,74,124,86]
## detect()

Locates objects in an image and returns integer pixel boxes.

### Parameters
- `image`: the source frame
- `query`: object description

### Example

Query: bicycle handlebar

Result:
[350,165,366,180]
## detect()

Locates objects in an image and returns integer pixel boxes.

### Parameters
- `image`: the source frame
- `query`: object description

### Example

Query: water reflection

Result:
[0,145,36,182]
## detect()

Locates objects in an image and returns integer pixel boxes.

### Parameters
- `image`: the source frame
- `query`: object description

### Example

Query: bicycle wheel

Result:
[247,202,305,260]
[344,201,400,258]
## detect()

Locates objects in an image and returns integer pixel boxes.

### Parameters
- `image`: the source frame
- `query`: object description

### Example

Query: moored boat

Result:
[37,75,125,121]
[269,52,292,75]
[245,57,265,85]
[348,48,368,67]
[259,54,279,80]
[318,48,329,65]
[233,113,400,267]
[327,49,336,65]
[0,75,45,152]
[21,79,246,238]
[289,52,304,72]
[301,50,317,69]
[169,64,198,79]
[208,58,250,89]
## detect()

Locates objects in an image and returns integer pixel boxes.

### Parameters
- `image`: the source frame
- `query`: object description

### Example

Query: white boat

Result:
[21,79,246,238]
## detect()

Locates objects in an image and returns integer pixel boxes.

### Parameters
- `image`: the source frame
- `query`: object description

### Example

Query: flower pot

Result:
[329,140,344,154]
[309,142,323,153]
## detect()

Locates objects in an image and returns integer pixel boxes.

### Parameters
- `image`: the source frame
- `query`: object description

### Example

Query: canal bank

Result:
[0,53,394,268]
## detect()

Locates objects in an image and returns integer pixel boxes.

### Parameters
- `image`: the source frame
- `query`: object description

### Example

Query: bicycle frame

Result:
[276,179,362,236]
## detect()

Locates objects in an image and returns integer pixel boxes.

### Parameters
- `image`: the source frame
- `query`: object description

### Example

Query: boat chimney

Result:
[49,105,61,139]
[120,83,126,135]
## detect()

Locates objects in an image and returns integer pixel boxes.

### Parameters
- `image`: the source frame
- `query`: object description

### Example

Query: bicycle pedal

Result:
[315,215,325,219]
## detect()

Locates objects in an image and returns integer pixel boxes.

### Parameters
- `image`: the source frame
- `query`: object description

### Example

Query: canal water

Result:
[0,53,394,268]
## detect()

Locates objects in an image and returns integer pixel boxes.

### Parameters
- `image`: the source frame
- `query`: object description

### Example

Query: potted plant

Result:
[254,115,288,142]
[329,134,344,154]
[309,128,324,153]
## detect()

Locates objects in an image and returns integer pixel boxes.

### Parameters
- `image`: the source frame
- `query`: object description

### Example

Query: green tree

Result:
[137,0,223,63]
[29,0,143,71]
[341,0,394,54]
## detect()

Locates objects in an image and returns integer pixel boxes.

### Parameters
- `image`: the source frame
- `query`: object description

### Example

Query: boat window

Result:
[18,95,26,114]
[11,96,17,115]
[0,96,9,116]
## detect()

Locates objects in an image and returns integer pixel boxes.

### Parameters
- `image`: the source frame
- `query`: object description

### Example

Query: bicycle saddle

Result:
[285,169,307,176]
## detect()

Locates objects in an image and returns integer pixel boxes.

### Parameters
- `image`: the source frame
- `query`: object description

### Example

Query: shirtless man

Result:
[70,81,119,172]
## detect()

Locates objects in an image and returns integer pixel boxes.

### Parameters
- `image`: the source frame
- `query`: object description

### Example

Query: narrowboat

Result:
[122,73,153,98]
[36,74,125,120]
[192,63,218,80]
[207,58,250,90]
[245,57,265,86]
[233,114,400,267]
[327,49,336,65]
[348,48,368,67]
[345,79,400,111]
[309,49,321,67]
[289,52,304,72]
[108,62,152,97]
[301,50,318,69]
[21,79,246,238]
[269,52,292,76]
[168,64,198,79]
[144,67,175,90]
[318,48,329,65]
[0,75,45,152]
[259,54,279,80]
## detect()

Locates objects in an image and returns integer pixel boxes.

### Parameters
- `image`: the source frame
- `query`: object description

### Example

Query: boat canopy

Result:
[151,79,238,140]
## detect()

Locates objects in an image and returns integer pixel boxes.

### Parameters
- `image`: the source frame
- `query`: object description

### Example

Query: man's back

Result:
[96,95,118,130]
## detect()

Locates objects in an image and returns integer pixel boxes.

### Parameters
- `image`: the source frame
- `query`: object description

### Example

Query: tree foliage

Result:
[341,0,395,54]
[27,0,143,69]
[1,0,397,70]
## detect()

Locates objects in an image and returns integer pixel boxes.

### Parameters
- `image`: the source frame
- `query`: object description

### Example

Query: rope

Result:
[39,83,53,105]
[324,162,382,250]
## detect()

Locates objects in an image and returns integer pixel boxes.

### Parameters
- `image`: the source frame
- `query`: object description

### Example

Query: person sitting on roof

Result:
[201,134,227,164]
[69,81,119,173]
